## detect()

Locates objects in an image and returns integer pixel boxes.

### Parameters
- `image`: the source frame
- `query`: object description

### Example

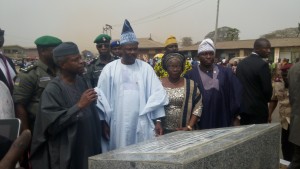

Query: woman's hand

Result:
[155,122,163,136]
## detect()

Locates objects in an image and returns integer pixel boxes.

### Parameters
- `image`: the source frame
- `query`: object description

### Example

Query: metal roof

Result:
[180,38,300,51]
[137,38,164,49]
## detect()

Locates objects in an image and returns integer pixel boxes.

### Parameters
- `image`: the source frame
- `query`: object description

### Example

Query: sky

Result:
[1,0,300,53]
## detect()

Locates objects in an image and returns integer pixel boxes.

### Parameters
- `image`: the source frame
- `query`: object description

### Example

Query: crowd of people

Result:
[1,19,300,169]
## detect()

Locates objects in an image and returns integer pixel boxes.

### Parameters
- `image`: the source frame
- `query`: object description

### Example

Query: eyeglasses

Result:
[97,43,110,48]
[200,51,214,56]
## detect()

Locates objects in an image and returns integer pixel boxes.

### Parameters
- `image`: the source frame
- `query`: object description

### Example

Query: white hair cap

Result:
[198,38,215,54]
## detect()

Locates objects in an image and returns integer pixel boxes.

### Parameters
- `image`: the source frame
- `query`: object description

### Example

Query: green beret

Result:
[94,34,111,44]
[34,35,62,47]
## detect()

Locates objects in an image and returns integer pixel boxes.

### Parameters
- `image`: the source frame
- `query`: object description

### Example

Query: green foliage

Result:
[181,37,193,47]
[260,27,299,38]
[205,26,240,41]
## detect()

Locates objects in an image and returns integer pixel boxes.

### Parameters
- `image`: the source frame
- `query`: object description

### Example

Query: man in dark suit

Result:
[0,28,17,94]
[236,38,272,125]
[288,61,300,169]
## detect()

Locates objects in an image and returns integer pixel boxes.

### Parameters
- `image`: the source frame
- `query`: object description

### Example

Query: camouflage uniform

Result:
[85,57,114,87]
[13,61,56,130]
[271,80,291,130]
[271,79,293,161]
[87,34,113,87]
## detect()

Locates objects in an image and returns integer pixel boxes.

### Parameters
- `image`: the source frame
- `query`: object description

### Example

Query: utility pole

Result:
[297,23,300,37]
[103,24,112,37]
[214,0,220,44]
[103,27,108,34]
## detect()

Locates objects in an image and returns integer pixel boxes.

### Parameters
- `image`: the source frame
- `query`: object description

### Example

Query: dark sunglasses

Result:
[97,43,110,48]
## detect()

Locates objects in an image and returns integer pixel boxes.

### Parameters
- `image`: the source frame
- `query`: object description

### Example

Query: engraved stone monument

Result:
[89,123,280,169]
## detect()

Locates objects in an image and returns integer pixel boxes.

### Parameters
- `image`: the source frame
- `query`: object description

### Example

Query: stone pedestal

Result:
[89,123,281,169]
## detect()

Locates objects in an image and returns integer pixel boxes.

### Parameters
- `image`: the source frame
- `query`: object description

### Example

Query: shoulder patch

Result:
[19,64,37,73]
[86,57,98,66]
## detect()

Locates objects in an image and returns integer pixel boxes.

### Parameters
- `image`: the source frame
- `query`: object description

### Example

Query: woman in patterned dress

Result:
[160,53,203,134]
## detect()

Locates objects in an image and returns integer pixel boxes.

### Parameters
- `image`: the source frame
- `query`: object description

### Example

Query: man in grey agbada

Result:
[30,42,101,169]
[287,61,300,169]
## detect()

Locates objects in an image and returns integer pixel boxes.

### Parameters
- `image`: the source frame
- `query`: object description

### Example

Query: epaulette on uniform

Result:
[86,57,98,66]
[20,64,37,73]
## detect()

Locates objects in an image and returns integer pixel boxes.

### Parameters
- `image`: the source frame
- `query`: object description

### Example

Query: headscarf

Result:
[162,53,185,71]
[164,35,177,47]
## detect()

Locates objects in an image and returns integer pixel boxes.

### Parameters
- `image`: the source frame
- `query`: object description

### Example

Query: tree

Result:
[205,26,240,42]
[181,37,193,47]
[260,27,299,39]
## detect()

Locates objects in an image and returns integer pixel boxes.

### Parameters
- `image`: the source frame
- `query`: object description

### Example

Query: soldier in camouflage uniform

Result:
[13,36,62,132]
[86,34,114,87]
[269,65,294,161]
[154,35,192,78]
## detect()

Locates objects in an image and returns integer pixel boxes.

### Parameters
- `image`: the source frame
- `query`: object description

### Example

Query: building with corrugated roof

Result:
[180,38,300,63]
[2,45,38,60]
[137,38,164,61]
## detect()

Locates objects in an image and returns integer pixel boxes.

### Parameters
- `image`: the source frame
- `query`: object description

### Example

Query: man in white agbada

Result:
[95,19,169,152]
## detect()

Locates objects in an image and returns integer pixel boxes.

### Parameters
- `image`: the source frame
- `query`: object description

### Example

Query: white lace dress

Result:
[0,81,15,119]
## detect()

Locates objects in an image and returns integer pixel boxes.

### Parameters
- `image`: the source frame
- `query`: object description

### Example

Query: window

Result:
[4,49,11,54]
[12,49,19,53]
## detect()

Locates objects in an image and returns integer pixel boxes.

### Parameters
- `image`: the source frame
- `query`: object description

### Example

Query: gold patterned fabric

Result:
[162,79,202,133]
[163,86,185,131]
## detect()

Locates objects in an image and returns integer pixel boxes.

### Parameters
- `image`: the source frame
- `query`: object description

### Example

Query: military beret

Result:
[94,34,111,44]
[110,40,120,48]
[0,28,4,36]
[34,35,62,47]
[53,42,79,59]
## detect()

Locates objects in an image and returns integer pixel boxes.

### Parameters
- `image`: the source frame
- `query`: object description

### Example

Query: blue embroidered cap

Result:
[120,19,138,45]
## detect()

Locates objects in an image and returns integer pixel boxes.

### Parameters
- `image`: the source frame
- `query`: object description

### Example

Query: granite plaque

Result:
[123,127,245,154]
[89,123,281,169]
